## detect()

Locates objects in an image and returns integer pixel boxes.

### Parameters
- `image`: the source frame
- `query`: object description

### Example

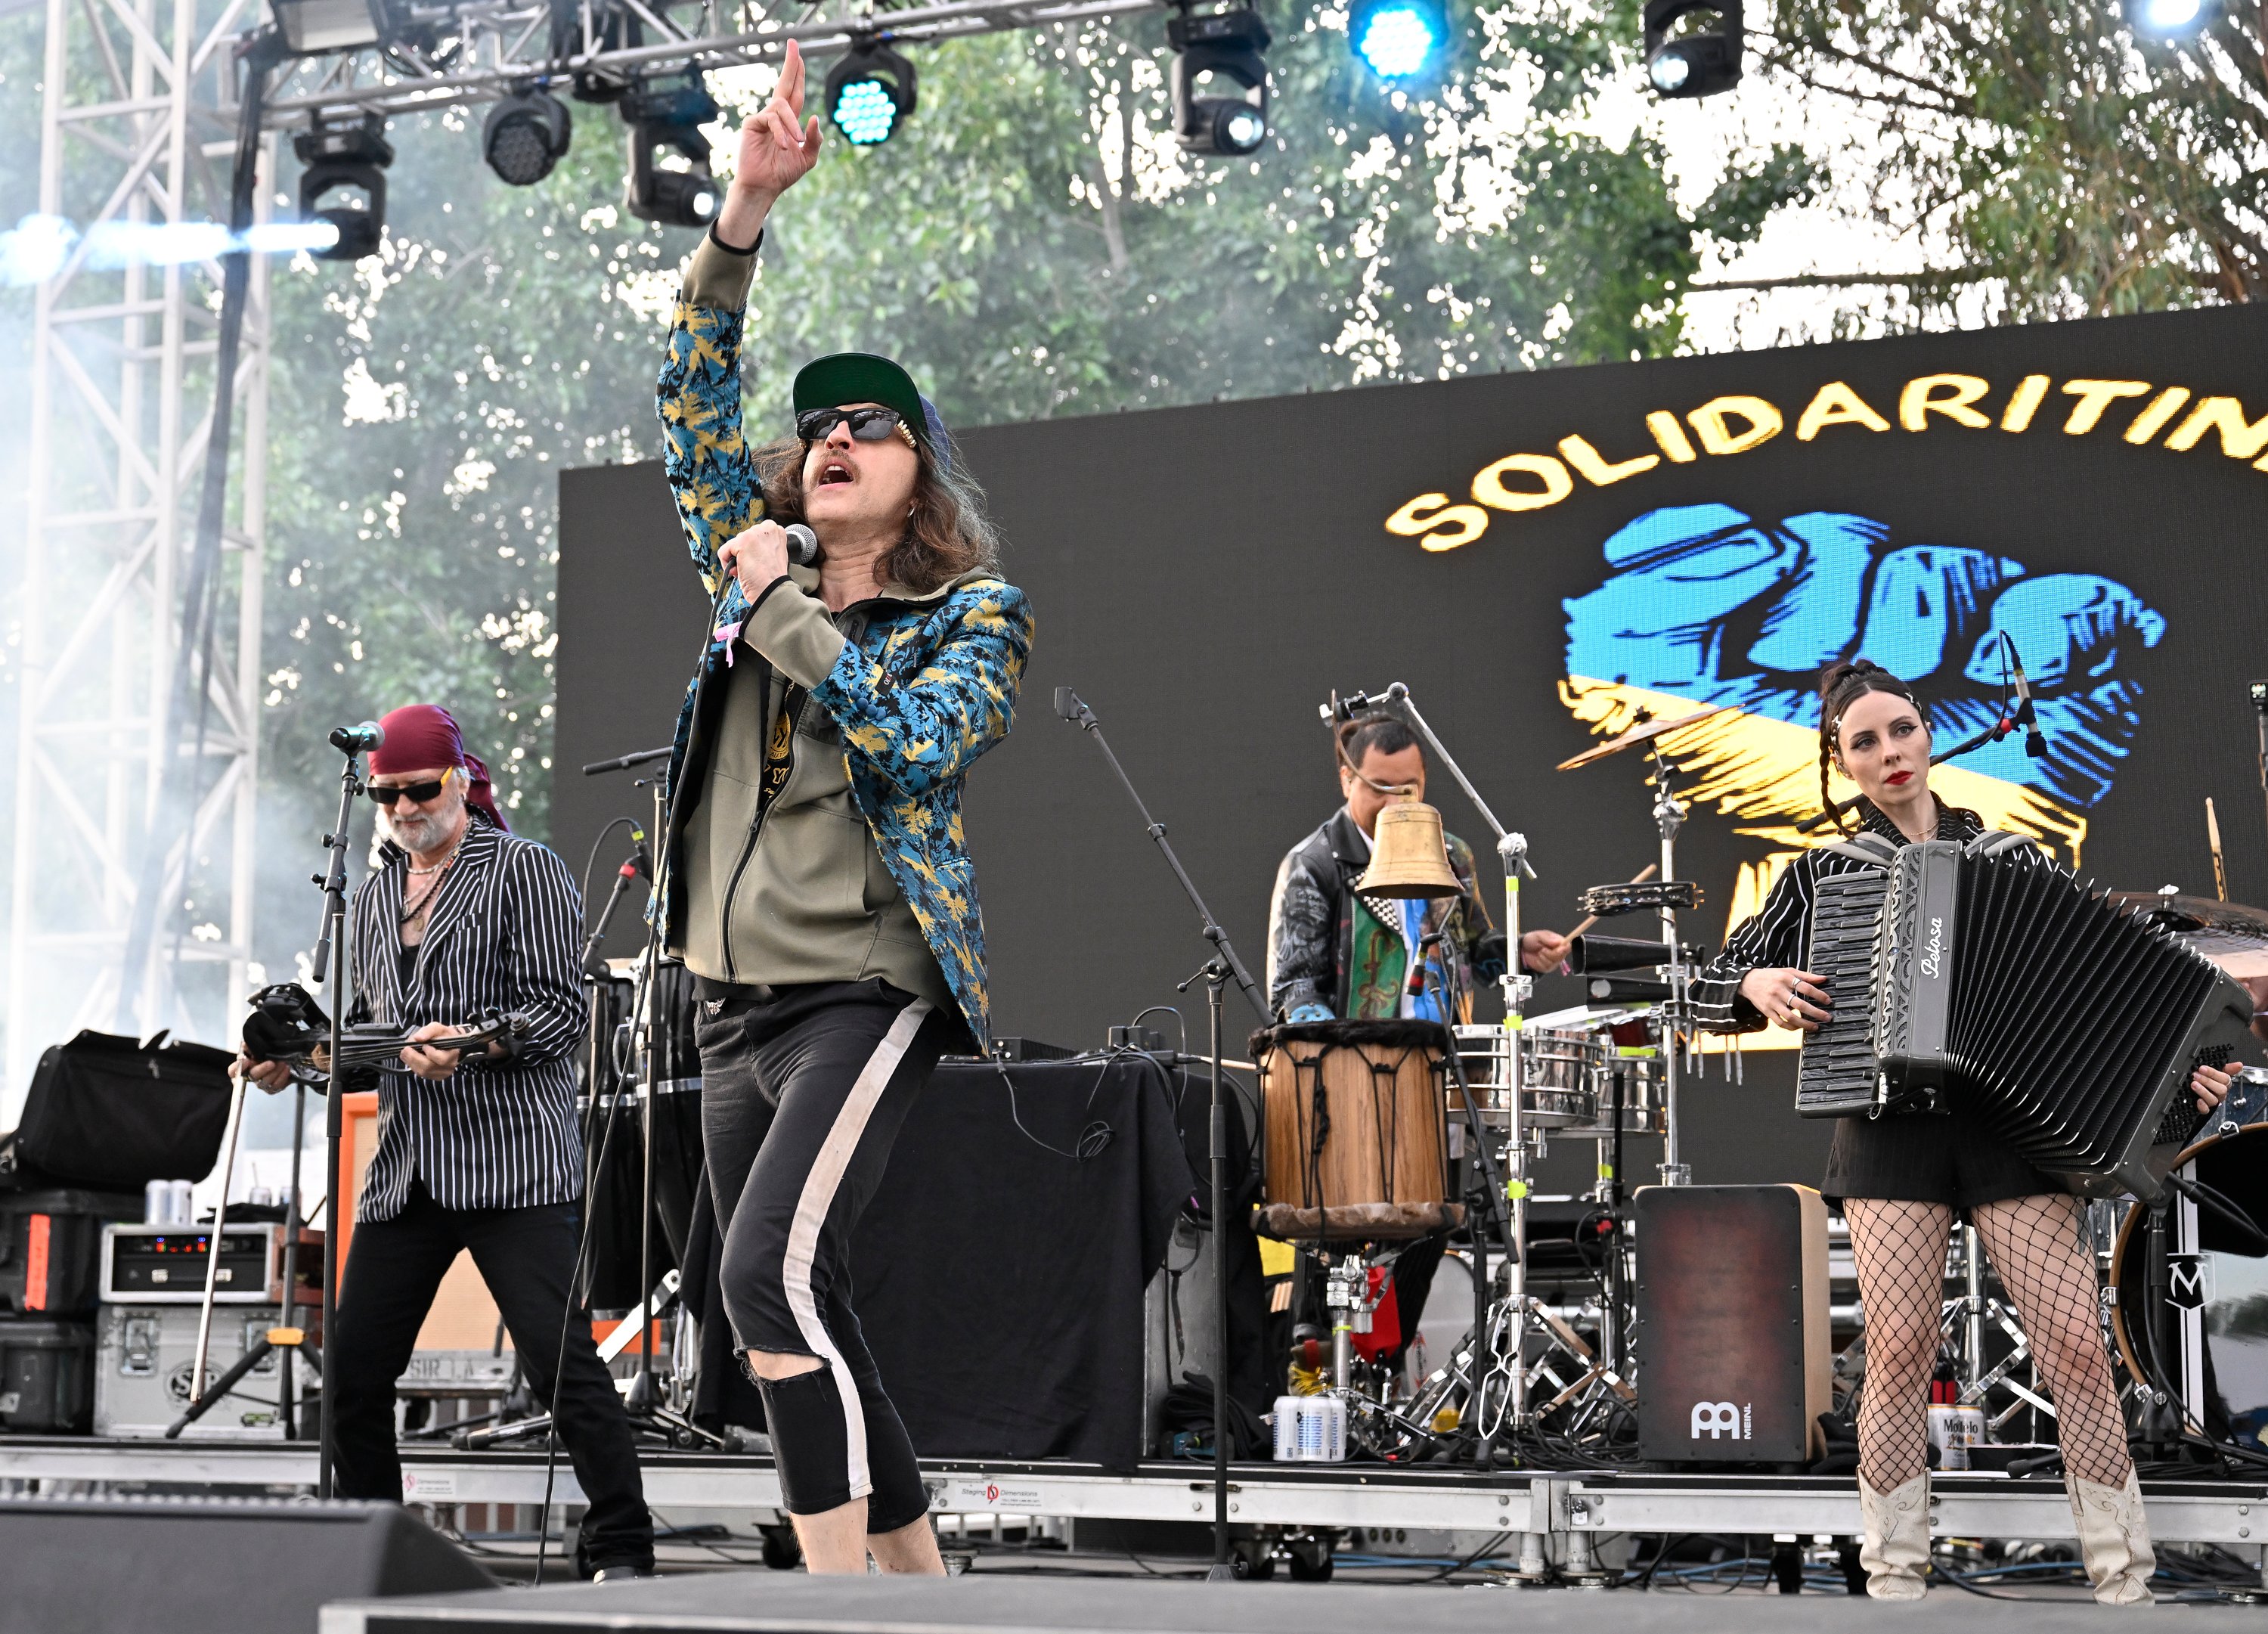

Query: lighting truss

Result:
[250,0,1172,127]
[14,0,271,1099]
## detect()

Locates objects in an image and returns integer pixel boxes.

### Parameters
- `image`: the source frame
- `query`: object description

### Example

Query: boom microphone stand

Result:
[1326,684,1540,1446]
[1057,689,1266,1582]
[308,723,376,1498]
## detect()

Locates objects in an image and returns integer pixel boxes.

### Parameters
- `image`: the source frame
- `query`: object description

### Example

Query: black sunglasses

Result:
[795,406,909,443]
[368,776,450,808]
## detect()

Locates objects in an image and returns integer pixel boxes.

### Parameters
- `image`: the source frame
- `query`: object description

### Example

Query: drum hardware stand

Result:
[580,752,720,1452]
[456,1268,728,1451]
[1328,684,1544,1444]
[1424,957,1523,1464]
[1060,689,1267,1582]
[1323,1258,1373,1390]
[1645,738,1691,1187]
[2249,680,2268,857]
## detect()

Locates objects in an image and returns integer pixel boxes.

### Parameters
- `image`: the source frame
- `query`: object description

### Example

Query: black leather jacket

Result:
[1263,808,1497,1021]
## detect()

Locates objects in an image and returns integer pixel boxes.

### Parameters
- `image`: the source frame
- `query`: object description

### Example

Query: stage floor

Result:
[322,1570,2264,1633]
[4,1436,2266,1553]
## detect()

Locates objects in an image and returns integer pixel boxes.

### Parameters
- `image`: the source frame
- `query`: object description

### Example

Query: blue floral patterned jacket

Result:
[654,285,1032,1050]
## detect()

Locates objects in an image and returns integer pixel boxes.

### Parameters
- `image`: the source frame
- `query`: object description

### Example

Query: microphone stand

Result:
[306,738,368,1498]
[1058,689,1266,1581]
[1327,682,1541,1452]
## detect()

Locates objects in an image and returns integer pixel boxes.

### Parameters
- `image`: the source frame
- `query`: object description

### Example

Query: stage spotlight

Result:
[1168,3,1271,156]
[621,76,723,228]
[826,38,918,146]
[1349,0,1446,79]
[293,113,393,262]
[483,88,572,185]
[2125,0,2214,36]
[1643,0,1743,98]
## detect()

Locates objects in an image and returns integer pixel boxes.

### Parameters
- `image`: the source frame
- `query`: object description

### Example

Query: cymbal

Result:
[1557,703,1727,771]
[2110,891,2268,978]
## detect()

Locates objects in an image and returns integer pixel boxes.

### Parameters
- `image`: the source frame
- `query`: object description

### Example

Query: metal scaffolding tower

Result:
[8,0,270,1105]
[9,0,1163,1108]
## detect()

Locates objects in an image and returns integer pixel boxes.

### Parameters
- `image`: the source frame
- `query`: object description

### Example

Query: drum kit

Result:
[1255,691,2268,1475]
[1250,689,1728,1464]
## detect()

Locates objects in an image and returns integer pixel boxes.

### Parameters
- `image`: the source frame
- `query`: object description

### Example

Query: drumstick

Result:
[2208,798,2229,902]
[1567,863,1660,941]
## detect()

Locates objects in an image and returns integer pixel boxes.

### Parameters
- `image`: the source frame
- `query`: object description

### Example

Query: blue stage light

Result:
[826,39,918,147]
[832,79,900,144]
[1354,2,1440,78]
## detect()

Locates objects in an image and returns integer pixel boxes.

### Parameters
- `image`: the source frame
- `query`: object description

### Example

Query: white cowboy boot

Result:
[2068,1470,2155,1606]
[1857,1472,1931,1599]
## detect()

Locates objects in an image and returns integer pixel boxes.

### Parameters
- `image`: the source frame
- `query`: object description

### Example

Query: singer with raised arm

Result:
[1690,660,2234,1606]
[653,41,1033,1577]
[231,704,655,1580]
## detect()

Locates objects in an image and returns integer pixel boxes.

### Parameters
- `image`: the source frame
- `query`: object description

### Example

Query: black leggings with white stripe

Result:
[696,978,952,1529]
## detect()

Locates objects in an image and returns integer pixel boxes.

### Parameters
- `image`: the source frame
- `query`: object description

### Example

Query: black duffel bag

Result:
[4,1030,234,1191]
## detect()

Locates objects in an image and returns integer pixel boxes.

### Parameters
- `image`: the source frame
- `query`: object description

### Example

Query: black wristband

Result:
[708,222,764,258]
[747,573,794,618]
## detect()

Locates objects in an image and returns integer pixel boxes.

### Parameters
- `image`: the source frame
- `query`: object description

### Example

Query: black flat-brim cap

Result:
[793,352,950,473]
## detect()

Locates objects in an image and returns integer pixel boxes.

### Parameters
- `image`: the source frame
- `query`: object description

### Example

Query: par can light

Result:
[826,38,919,146]
[483,88,572,186]
[1349,0,1447,80]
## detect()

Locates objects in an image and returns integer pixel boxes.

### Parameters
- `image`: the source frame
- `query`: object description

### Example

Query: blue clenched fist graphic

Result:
[1562,505,2167,810]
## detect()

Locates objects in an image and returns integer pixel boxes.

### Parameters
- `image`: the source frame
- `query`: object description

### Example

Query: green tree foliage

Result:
[255,5,1809,847]
[1755,0,2266,315]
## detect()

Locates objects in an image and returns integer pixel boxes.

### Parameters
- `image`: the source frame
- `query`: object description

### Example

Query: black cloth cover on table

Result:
[686,1053,1222,1470]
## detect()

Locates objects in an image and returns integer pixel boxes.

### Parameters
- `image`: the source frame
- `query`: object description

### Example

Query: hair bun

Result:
[1817,658,1887,699]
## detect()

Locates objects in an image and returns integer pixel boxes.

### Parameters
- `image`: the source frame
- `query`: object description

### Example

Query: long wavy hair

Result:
[1817,659,1932,834]
[753,426,1001,596]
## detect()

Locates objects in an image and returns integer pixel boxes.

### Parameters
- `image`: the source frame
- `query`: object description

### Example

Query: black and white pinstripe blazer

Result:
[1690,801,1991,1034]
[349,817,589,1221]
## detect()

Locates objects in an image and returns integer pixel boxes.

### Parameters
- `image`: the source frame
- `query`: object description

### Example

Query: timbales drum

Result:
[1255,1019,1458,1242]
[1451,1023,1598,1129]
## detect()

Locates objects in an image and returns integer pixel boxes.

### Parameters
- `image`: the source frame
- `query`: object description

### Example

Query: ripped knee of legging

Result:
[754,1364,867,1515]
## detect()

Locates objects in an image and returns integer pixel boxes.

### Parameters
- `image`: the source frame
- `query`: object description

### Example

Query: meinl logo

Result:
[1690,1400,1751,1440]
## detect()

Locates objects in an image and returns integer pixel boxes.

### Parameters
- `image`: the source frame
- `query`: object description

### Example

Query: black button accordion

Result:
[1795,831,2257,1198]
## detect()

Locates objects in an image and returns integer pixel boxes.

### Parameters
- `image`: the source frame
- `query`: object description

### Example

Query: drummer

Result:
[1266,712,1569,1023]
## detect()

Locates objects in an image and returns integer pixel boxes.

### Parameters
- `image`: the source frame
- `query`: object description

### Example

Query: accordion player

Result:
[1689,659,2235,1606]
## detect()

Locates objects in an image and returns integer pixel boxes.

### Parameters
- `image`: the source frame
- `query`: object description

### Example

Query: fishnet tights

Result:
[1845,1195,2130,1489]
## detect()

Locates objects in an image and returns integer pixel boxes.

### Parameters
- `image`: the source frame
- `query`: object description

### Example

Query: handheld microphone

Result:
[2001,632,2047,758]
[783,522,820,566]
[328,721,384,755]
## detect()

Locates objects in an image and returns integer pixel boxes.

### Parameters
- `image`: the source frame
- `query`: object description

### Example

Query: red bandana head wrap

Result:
[367,704,510,832]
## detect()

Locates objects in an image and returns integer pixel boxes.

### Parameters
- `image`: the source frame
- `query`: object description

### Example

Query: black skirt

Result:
[1822,1100,2060,1211]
